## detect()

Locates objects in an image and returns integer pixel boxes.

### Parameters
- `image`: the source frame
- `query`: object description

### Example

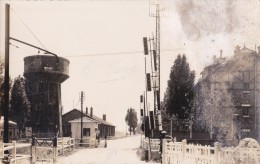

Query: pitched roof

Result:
[63,109,115,127]
[240,47,256,54]
[69,117,99,123]
[0,116,17,126]
[85,113,115,127]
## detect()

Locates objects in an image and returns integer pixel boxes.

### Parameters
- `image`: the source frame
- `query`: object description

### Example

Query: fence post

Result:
[214,142,220,164]
[11,141,16,164]
[53,134,58,163]
[0,141,3,160]
[31,135,36,164]
[182,139,187,164]
[68,138,71,152]
[62,137,64,155]
[72,138,74,150]
[162,139,167,164]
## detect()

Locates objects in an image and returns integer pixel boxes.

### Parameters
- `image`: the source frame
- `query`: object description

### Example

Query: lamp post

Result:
[170,115,174,137]
[186,113,193,139]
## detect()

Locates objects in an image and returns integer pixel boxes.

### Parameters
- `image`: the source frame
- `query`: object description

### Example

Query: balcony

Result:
[241,104,250,107]
[241,129,250,132]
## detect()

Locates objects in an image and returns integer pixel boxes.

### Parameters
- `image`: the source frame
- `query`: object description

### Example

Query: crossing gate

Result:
[32,135,58,163]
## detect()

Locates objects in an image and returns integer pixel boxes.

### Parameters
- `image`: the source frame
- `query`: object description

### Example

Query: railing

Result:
[57,137,76,156]
[141,137,161,152]
[161,139,260,164]
[0,141,32,164]
[74,137,97,148]
[0,137,77,163]
[32,135,58,163]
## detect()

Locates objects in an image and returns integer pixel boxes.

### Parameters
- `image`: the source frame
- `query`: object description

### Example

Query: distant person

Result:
[104,135,107,148]
[96,130,100,143]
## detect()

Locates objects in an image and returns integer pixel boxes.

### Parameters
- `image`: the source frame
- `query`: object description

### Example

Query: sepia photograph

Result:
[0,0,260,163]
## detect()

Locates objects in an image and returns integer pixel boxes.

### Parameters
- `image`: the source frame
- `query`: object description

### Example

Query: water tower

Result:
[24,55,69,135]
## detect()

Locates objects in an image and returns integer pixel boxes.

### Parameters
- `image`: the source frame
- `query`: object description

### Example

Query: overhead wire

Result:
[62,49,184,58]
[63,51,143,58]
[10,7,48,51]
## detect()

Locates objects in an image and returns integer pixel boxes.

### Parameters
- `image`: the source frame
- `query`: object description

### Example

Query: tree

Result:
[125,108,138,135]
[163,54,195,132]
[194,74,235,146]
[10,75,30,136]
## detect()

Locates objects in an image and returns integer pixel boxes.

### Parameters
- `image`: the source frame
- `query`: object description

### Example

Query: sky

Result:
[0,0,260,132]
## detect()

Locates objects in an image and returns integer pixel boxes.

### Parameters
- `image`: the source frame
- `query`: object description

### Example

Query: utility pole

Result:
[4,4,61,142]
[80,91,85,144]
[4,3,10,143]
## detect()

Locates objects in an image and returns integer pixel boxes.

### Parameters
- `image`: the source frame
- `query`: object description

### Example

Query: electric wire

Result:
[62,49,184,58]
[10,7,48,51]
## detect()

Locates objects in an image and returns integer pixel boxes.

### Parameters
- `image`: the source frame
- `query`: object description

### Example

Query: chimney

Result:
[234,45,241,55]
[213,55,216,63]
[86,107,88,115]
[103,114,106,121]
[258,46,260,55]
[90,106,93,118]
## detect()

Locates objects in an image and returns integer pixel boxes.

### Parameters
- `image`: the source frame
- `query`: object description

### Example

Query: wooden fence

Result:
[141,137,260,164]
[162,140,260,164]
[141,137,160,152]
[0,137,76,164]
[0,141,32,164]
[74,137,97,148]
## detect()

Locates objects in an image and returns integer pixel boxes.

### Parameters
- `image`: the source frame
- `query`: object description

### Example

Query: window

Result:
[244,83,249,91]
[242,108,249,117]
[241,129,250,132]
[225,81,232,89]
[83,128,90,137]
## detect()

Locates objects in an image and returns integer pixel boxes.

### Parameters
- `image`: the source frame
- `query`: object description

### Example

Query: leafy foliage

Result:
[163,54,195,132]
[194,76,235,145]
[10,75,30,135]
[125,108,138,135]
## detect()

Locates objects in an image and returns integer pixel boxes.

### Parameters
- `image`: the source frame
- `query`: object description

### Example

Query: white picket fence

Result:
[163,140,260,164]
[162,140,215,164]
[141,138,260,164]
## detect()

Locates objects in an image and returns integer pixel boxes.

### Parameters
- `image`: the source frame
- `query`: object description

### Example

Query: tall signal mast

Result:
[150,0,163,131]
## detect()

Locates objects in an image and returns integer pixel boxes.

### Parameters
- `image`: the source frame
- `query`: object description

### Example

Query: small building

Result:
[69,117,99,139]
[62,108,115,138]
[0,116,18,140]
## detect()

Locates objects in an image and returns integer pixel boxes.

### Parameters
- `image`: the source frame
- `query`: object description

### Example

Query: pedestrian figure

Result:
[96,129,100,147]
[104,135,107,148]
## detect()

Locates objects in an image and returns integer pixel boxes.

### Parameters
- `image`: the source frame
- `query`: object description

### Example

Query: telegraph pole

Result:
[80,91,85,144]
[4,3,10,143]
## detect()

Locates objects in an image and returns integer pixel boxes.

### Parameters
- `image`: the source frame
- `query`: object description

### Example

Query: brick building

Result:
[62,108,115,138]
[195,46,260,142]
